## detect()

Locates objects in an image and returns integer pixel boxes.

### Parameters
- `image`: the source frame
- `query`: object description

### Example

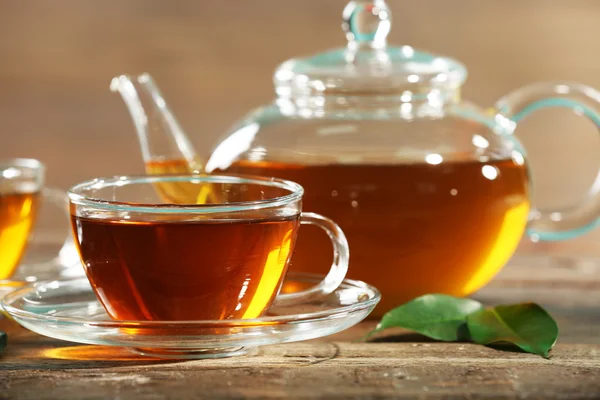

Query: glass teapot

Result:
[112,0,600,316]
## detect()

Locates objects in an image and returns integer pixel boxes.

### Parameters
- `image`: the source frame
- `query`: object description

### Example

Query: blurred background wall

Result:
[1,0,600,242]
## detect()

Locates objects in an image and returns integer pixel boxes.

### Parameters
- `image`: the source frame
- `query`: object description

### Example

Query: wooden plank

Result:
[1,246,599,399]
[1,336,599,400]
[1,290,599,399]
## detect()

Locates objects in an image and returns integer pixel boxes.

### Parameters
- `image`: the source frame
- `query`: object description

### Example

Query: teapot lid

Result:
[274,0,467,98]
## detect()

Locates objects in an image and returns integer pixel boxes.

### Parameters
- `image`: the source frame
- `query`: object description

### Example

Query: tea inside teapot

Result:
[227,157,528,310]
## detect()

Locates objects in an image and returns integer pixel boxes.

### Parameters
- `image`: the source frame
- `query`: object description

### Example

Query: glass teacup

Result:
[0,158,76,284]
[68,174,349,321]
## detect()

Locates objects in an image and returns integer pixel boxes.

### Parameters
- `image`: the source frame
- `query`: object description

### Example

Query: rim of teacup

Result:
[0,158,45,179]
[68,173,305,214]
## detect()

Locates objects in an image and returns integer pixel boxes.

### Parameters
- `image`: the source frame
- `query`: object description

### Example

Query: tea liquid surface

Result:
[225,158,530,314]
[72,216,299,321]
[0,192,40,279]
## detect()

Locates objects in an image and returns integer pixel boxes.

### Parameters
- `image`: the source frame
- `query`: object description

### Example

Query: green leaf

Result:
[365,294,484,341]
[0,331,6,354]
[467,303,558,358]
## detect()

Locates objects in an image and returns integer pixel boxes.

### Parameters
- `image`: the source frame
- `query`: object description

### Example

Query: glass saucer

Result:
[0,240,85,301]
[1,273,380,359]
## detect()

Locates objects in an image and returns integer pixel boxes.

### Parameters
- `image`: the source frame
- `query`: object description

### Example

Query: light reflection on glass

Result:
[400,91,412,102]
[436,73,448,82]
[550,212,562,222]
[512,151,525,166]
[400,103,412,118]
[472,135,489,149]
[248,146,267,162]
[427,90,442,107]
[573,106,585,117]
[2,168,21,179]
[235,278,252,311]
[299,108,313,118]
[312,80,326,92]
[482,165,499,180]
[295,75,309,84]
[205,123,260,173]
[317,125,358,136]
[425,153,443,165]
[275,68,294,82]
[401,45,415,57]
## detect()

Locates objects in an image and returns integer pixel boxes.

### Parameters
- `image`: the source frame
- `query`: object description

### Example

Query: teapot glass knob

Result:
[342,0,391,50]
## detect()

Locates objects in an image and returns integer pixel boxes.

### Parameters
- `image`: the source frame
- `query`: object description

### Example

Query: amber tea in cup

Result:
[0,159,78,283]
[68,175,349,321]
[0,159,44,280]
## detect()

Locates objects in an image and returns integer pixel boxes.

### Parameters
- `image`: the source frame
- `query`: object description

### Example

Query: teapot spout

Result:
[110,73,202,173]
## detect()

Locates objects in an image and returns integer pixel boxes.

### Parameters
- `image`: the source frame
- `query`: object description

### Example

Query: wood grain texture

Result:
[1,258,599,399]
[1,342,599,400]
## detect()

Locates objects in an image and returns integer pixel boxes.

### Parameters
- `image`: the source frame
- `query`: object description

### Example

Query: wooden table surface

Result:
[1,248,599,400]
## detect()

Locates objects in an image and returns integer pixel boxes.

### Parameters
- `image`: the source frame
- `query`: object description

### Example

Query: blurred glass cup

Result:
[0,158,81,292]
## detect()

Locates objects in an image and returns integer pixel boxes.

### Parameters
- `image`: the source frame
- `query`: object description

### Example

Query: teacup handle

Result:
[275,212,349,306]
[495,82,600,241]
[29,188,81,277]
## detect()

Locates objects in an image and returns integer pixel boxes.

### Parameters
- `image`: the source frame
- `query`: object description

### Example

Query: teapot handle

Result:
[495,82,600,241]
